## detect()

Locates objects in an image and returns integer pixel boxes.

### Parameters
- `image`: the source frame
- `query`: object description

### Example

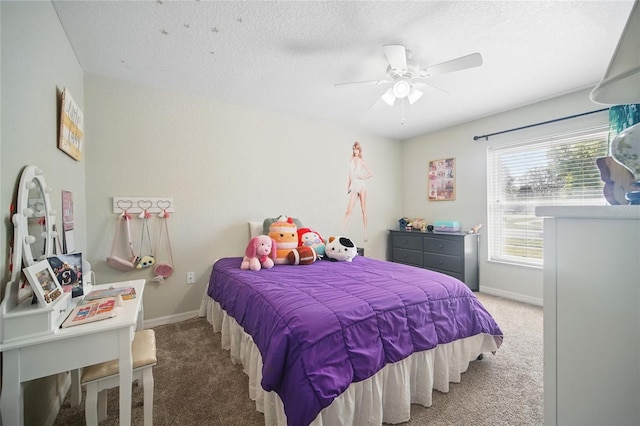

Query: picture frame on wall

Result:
[23,260,64,307]
[428,157,456,201]
[58,88,84,161]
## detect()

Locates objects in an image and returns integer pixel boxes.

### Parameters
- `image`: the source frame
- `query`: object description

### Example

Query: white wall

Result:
[83,74,402,322]
[0,2,86,425]
[401,88,609,305]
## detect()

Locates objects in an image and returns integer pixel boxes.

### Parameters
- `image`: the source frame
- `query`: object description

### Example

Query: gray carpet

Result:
[53,293,543,425]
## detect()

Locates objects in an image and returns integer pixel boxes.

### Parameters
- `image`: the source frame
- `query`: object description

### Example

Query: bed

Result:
[201,253,503,426]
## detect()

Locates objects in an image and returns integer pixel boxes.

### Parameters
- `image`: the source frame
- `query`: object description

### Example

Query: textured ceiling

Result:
[51,0,636,140]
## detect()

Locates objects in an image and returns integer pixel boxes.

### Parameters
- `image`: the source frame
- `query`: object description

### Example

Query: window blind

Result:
[487,126,609,267]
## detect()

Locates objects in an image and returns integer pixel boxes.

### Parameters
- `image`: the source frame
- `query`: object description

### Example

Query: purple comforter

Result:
[208,256,503,426]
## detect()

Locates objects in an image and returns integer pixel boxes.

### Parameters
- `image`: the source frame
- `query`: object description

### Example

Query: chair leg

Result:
[142,367,154,426]
[85,383,99,426]
[97,388,108,422]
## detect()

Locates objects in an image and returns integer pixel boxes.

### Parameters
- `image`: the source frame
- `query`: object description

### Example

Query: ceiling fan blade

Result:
[413,81,450,94]
[407,87,424,105]
[419,53,483,78]
[333,79,391,88]
[383,44,408,72]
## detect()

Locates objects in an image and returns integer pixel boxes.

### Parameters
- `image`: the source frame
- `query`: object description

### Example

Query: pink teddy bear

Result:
[241,235,277,271]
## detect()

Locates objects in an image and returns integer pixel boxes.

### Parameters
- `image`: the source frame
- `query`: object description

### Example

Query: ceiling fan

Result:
[334,44,483,107]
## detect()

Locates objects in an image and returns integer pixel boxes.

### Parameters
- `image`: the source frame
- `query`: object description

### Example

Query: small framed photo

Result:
[23,260,64,307]
[48,253,83,298]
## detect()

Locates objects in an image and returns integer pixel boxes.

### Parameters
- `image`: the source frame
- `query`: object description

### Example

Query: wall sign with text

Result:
[58,88,84,161]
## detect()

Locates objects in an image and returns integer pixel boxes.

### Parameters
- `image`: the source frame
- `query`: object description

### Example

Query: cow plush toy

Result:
[324,236,358,262]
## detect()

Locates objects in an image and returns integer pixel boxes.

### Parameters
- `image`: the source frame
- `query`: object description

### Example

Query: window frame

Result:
[486,125,610,268]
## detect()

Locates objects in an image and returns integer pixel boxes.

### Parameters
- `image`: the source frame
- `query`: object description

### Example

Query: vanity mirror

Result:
[15,165,57,266]
[1,165,69,343]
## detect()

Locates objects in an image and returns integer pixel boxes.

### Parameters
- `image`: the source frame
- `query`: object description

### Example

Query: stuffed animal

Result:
[297,227,325,257]
[287,246,318,265]
[269,217,298,264]
[324,236,358,262]
[136,255,156,269]
[241,235,277,271]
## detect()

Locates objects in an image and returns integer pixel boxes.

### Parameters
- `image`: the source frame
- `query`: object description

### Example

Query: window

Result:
[487,126,609,267]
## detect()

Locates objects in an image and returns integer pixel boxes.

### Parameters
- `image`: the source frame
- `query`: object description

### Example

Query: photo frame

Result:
[428,157,456,201]
[48,253,83,298]
[23,260,64,307]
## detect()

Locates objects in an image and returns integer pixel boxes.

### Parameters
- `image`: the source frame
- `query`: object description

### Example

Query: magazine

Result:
[83,286,136,302]
[61,295,122,328]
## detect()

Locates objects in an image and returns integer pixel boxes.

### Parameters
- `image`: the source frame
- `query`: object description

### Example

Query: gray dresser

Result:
[388,230,479,291]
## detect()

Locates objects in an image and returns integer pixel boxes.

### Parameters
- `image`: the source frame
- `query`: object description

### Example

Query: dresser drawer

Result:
[388,230,479,291]
[392,234,423,251]
[424,253,462,274]
[392,248,423,267]
[423,237,462,256]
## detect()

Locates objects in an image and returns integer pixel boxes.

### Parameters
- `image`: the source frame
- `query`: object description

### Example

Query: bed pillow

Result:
[262,215,303,235]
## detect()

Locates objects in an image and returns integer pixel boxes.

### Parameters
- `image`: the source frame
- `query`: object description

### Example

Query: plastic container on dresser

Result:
[388,230,479,291]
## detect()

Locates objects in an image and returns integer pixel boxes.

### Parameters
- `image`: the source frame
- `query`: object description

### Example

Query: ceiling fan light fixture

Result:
[392,80,411,98]
[381,88,396,106]
[407,87,424,105]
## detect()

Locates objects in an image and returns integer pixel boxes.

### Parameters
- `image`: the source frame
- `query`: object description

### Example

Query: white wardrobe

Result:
[536,206,640,426]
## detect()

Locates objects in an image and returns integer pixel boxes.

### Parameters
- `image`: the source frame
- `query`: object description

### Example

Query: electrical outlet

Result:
[186,272,195,284]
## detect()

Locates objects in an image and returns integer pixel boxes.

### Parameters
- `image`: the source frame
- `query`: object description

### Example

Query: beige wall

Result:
[1,2,86,425]
[83,74,402,322]
[401,88,609,305]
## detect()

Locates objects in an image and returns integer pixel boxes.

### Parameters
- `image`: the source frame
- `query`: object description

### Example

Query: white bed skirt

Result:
[200,295,499,425]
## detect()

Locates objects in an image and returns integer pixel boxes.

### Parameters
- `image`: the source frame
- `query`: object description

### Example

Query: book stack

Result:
[83,286,136,302]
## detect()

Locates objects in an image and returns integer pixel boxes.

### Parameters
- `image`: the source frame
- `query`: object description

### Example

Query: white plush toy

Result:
[241,235,277,271]
[324,236,358,262]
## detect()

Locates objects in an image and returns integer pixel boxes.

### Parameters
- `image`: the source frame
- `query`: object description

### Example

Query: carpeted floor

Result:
[53,293,542,426]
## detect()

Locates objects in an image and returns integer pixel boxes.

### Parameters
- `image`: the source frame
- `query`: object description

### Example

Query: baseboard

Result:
[143,310,201,329]
[479,286,543,307]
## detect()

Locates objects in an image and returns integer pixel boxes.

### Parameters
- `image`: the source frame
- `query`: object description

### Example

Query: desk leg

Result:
[118,328,134,426]
[1,350,24,426]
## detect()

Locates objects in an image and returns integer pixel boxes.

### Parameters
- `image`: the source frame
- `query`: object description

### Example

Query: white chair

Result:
[81,329,157,426]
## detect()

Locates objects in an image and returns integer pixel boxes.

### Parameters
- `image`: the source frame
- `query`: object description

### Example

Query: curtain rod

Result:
[473,108,610,141]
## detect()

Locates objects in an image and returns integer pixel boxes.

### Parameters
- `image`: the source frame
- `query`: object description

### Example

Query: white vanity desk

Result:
[0,279,145,426]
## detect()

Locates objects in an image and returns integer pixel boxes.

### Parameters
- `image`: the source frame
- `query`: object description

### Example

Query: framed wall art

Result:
[428,157,456,201]
[58,88,84,161]
[23,260,64,307]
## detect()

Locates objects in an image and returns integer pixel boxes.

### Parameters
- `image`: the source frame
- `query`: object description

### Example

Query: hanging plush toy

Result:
[241,235,277,271]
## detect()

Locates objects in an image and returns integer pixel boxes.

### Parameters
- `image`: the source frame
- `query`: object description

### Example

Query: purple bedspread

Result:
[208,256,503,426]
